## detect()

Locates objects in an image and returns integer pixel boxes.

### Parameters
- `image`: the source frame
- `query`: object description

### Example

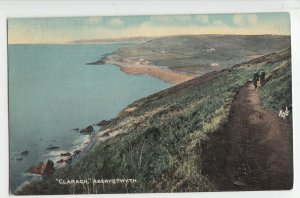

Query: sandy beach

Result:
[105,59,195,84]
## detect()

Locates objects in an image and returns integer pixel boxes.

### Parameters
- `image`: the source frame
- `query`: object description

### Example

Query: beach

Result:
[105,59,195,85]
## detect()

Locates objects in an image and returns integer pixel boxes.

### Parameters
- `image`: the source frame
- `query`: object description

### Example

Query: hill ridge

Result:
[16,47,292,194]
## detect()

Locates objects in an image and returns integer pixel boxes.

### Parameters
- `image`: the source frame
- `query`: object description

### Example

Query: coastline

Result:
[105,59,195,85]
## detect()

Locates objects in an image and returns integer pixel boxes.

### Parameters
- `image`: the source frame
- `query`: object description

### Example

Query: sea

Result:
[8,43,171,191]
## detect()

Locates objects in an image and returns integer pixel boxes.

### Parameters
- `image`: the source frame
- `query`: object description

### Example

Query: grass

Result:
[259,60,292,116]
[111,35,290,74]
[16,48,291,195]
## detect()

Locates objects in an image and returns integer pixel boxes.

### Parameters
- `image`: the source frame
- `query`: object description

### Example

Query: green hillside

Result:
[109,35,290,74]
[259,59,292,114]
[17,48,291,194]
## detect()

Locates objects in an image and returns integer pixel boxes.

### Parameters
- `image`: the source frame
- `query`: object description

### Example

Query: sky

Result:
[8,12,290,44]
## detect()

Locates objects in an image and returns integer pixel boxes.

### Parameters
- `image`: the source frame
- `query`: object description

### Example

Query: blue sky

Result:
[8,13,290,44]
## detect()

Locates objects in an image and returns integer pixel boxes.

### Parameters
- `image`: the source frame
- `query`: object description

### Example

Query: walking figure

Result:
[253,72,259,89]
[260,70,266,86]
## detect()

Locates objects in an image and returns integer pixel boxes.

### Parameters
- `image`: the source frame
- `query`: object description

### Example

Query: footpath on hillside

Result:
[218,82,293,190]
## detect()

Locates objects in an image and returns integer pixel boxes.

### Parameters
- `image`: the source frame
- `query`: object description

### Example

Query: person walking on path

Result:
[260,70,266,86]
[253,72,259,89]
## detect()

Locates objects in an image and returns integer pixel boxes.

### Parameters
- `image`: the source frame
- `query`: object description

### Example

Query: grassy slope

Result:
[112,35,290,73]
[259,59,292,113]
[17,48,291,194]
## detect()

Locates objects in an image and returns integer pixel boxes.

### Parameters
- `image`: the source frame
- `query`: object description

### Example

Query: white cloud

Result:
[194,15,209,24]
[109,18,124,26]
[233,14,257,26]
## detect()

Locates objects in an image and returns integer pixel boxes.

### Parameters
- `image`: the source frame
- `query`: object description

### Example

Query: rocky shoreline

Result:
[25,119,113,177]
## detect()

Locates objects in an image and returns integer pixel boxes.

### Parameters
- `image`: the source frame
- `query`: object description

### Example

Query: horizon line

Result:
[8,33,291,45]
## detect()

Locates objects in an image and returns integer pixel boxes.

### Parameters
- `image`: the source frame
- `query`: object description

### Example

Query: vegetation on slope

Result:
[259,57,292,115]
[17,48,291,194]
[111,35,290,74]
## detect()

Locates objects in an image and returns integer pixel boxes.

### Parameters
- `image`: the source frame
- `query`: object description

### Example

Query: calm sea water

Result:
[8,44,171,191]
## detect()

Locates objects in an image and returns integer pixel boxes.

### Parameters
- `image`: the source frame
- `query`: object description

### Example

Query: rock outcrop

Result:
[73,150,81,155]
[97,120,111,126]
[60,152,71,156]
[87,59,105,65]
[27,160,55,176]
[80,125,94,134]
[20,150,29,155]
[57,157,72,164]
[47,145,59,150]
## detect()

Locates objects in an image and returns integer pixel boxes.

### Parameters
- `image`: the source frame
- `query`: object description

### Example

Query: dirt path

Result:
[220,82,293,190]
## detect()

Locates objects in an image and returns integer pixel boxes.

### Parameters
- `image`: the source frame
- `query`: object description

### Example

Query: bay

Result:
[8,43,171,191]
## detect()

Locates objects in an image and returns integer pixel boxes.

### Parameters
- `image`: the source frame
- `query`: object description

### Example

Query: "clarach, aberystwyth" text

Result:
[56,178,137,185]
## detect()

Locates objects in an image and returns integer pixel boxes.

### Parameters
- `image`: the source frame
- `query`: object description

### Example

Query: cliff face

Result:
[17,48,292,194]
